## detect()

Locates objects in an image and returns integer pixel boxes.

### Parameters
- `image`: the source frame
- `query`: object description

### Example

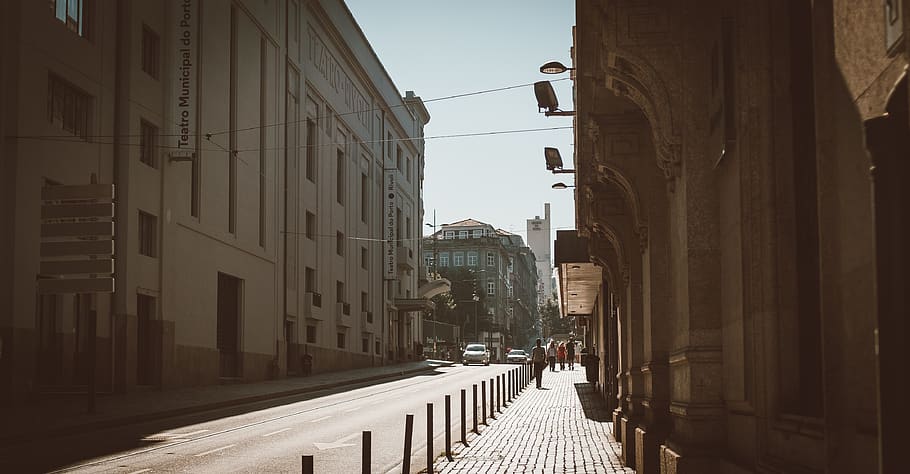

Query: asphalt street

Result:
[0,364,525,473]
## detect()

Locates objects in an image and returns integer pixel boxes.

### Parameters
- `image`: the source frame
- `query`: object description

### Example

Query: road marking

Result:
[343,406,361,413]
[308,415,332,423]
[262,428,291,437]
[195,444,235,457]
[145,429,209,440]
[314,432,360,450]
[127,470,151,474]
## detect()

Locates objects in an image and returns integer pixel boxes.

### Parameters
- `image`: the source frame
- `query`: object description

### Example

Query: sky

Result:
[344,0,577,247]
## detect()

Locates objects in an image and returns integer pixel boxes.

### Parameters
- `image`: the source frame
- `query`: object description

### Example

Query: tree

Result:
[429,267,487,339]
[540,293,574,338]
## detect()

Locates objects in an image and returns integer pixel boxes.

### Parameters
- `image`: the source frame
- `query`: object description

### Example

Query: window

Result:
[305,119,316,182]
[361,173,368,223]
[336,231,345,256]
[361,247,368,269]
[336,281,345,303]
[472,229,483,238]
[467,252,478,266]
[487,280,495,296]
[139,120,158,168]
[336,150,345,204]
[387,132,393,158]
[51,0,90,38]
[458,231,468,239]
[138,211,157,257]
[375,340,381,354]
[406,217,411,240]
[141,25,160,79]
[305,267,316,293]
[454,253,464,267]
[361,291,369,313]
[444,231,454,239]
[406,156,412,182]
[306,324,317,343]
[487,252,495,266]
[305,211,316,240]
[362,337,369,353]
[47,74,91,139]
[396,146,403,172]
[439,254,449,267]
[508,258,514,272]
[337,331,346,349]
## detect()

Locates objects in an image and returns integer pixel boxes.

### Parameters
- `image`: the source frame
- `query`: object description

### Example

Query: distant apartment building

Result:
[526,203,554,305]
[0,0,428,402]
[422,219,539,358]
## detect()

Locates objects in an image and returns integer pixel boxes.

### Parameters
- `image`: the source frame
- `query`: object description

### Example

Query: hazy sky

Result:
[344,1,577,245]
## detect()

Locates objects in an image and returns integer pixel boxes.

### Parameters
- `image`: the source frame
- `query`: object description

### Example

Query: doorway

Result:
[217,272,242,378]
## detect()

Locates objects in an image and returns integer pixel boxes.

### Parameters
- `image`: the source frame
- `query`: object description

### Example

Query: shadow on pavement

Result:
[574,382,611,422]
[0,368,448,473]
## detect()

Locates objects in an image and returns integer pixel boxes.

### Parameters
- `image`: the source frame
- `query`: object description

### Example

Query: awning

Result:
[554,230,601,317]
[393,298,435,312]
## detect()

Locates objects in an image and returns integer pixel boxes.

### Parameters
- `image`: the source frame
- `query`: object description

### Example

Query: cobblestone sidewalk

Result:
[436,368,634,474]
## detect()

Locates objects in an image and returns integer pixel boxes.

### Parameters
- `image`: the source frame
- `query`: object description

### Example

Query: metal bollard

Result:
[481,380,487,424]
[489,378,496,419]
[302,455,314,474]
[402,413,414,474]
[427,403,434,474]
[445,395,453,461]
[461,389,469,446]
[508,371,512,402]
[472,384,479,433]
[362,431,371,474]
[496,375,502,413]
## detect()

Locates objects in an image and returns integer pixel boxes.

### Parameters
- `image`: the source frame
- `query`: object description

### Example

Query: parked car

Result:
[506,349,530,364]
[462,343,490,366]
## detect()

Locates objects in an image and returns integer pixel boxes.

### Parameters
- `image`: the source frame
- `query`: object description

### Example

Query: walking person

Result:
[566,339,576,370]
[557,342,567,370]
[531,338,547,389]
[547,340,558,372]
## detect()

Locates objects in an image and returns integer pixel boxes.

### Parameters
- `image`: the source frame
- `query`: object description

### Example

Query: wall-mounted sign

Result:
[38,184,115,294]
[383,170,397,280]
[172,0,197,150]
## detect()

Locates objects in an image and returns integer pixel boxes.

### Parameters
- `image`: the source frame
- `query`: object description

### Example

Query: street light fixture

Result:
[534,81,575,117]
[539,61,575,75]
[551,182,576,189]
[544,147,575,174]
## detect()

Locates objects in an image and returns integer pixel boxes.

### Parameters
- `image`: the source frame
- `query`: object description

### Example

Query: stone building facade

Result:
[0,0,428,403]
[423,219,539,358]
[556,0,909,473]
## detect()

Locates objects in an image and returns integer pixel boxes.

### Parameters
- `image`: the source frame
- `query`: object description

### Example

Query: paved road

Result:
[1,364,527,473]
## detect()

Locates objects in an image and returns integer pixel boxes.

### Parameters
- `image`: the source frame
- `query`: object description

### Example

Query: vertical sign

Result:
[173,0,197,151]
[383,170,397,280]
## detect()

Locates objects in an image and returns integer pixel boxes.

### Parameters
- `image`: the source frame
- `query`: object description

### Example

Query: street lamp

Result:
[472,294,480,343]
[426,212,438,358]
[539,61,575,75]
[551,182,576,189]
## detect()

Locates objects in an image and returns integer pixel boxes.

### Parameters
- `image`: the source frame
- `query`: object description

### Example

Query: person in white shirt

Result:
[546,340,558,372]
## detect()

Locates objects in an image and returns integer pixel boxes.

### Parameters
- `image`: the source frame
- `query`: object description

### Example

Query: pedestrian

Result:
[557,342,567,370]
[547,340,558,372]
[566,339,576,370]
[531,338,547,389]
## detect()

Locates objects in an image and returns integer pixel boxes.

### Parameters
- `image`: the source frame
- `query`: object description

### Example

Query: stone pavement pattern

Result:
[437,368,634,474]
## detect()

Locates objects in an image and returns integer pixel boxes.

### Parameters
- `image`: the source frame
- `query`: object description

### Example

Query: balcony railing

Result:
[304,292,323,320]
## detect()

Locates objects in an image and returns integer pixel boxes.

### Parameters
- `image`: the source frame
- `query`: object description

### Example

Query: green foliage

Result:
[540,293,574,337]
[428,267,486,331]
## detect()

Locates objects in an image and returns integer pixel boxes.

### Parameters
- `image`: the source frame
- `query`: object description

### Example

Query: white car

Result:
[506,349,529,364]
[462,343,490,366]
